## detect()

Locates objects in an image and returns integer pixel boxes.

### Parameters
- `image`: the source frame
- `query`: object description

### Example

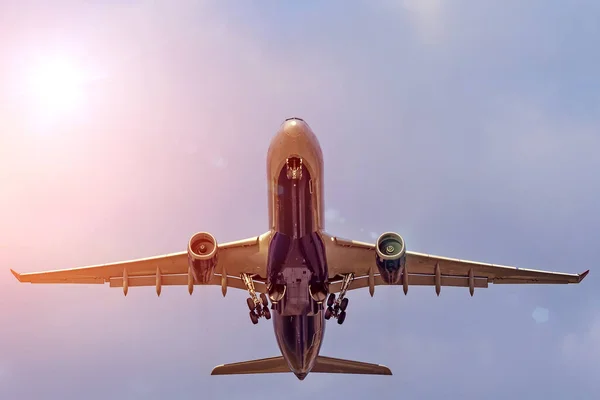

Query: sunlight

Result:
[25,56,87,119]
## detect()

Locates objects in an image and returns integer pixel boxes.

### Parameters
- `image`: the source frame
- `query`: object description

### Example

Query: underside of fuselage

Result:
[265,119,329,379]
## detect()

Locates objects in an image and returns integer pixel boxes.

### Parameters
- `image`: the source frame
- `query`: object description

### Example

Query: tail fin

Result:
[211,355,392,376]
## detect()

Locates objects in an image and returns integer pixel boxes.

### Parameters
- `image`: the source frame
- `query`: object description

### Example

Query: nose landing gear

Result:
[242,273,271,325]
[286,157,303,180]
[324,273,354,325]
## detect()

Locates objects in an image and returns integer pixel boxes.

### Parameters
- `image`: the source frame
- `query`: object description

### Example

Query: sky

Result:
[0,0,599,399]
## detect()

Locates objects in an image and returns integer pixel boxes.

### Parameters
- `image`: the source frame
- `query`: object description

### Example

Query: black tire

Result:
[264,307,271,320]
[340,297,349,311]
[337,311,346,325]
[250,311,259,325]
[260,293,268,307]
[327,293,335,307]
[246,297,255,311]
[325,306,333,320]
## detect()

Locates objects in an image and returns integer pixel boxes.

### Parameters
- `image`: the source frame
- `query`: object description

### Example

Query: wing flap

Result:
[108,274,267,293]
[330,273,488,293]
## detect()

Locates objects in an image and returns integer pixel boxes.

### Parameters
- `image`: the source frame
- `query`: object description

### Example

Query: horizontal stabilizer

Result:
[211,355,392,376]
[312,355,392,375]
[211,356,290,375]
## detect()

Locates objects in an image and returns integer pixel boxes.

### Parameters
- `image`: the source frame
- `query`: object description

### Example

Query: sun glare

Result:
[25,57,87,119]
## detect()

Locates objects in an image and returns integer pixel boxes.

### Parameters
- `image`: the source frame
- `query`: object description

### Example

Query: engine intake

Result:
[187,232,219,284]
[375,232,406,284]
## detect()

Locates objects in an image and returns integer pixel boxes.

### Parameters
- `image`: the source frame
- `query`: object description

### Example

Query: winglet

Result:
[10,269,22,282]
[578,270,590,283]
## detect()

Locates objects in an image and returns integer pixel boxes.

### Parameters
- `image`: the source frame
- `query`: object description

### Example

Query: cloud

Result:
[212,155,228,169]
[385,0,445,44]
[561,314,600,372]
[324,208,346,224]
[532,307,549,324]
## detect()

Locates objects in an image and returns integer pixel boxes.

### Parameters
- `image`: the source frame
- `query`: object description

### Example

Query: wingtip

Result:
[381,365,393,376]
[578,269,590,282]
[10,269,22,282]
[210,365,224,375]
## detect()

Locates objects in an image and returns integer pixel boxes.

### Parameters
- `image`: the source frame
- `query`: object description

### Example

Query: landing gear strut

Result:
[242,273,271,324]
[324,273,354,325]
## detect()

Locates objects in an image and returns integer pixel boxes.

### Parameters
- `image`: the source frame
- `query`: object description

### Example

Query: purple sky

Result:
[1,1,599,399]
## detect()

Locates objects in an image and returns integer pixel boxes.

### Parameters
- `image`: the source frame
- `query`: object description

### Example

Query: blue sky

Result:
[1,1,599,399]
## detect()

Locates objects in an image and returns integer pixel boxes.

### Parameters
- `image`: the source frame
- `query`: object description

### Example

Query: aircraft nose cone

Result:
[295,372,307,381]
[283,118,308,138]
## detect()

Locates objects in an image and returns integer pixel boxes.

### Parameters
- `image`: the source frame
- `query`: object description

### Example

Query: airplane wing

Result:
[10,231,272,296]
[322,233,589,296]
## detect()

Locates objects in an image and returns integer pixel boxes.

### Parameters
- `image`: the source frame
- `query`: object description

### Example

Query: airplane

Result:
[10,117,589,380]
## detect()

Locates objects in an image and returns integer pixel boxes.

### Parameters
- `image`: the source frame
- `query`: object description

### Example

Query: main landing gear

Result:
[242,273,271,325]
[324,273,354,325]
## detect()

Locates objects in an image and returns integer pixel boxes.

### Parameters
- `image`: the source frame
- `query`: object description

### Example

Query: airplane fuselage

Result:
[265,118,328,380]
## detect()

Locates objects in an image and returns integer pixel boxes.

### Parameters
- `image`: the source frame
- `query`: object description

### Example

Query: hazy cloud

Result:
[212,156,228,169]
[324,208,346,224]
[400,0,444,43]
[532,307,549,324]
[561,314,600,375]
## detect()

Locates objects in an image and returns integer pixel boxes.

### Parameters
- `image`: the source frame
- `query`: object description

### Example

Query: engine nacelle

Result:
[187,232,219,284]
[375,232,406,284]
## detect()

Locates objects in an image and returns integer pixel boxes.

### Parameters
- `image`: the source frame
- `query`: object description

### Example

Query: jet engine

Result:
[375,232,406,284]
[187,232,219,284]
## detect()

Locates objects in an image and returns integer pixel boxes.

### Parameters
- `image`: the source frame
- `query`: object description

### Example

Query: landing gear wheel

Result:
[246,297,255,311]
[337,311,346,325]
[249,311,259,325]
[260,293,268,307]
[263,307,271,320]
[340,297,349,312]
[327,293,335,307]
[324,306,333,320]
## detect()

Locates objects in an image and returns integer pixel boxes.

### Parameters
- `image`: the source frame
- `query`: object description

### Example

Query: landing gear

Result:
[242,273,271,324]
[340,297,349,311]
[246,297,255,311]
[249,311,259,325]
[324,306,333,320]
[324,273,354,325]
[327,293,335,307]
